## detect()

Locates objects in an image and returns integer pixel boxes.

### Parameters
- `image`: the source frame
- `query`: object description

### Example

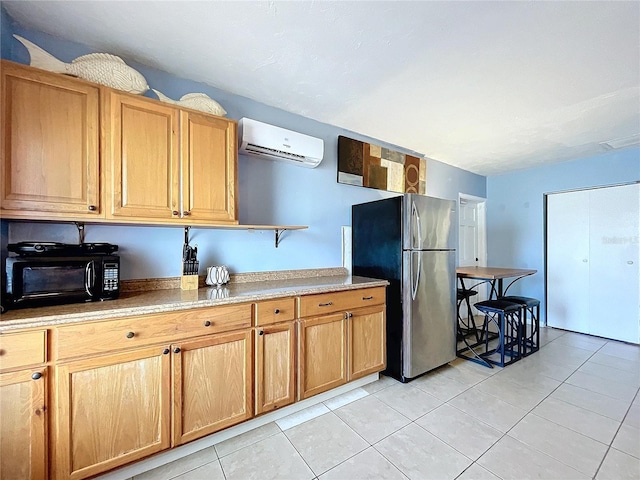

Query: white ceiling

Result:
[4,1,639,175]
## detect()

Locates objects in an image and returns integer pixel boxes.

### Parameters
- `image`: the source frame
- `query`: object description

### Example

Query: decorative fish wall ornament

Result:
[13,34,149,95]
[152,89,227,117]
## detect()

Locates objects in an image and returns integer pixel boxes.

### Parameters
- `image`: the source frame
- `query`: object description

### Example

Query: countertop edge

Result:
[0,277,389,332]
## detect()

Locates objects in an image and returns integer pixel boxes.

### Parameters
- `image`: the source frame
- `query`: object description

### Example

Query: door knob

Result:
[628,261,634,265]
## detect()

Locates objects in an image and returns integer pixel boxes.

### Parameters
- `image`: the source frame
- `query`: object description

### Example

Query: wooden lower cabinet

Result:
[348,305,386,380]
[298,301,386,400]
[0,368,47,480]
[172,330,253,446]
[255,322,296,415]
[52,346,171,480]
[298,313,348,400]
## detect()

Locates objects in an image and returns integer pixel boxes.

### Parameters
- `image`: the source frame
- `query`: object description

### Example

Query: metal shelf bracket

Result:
[274,228,288,248]
[74,222,85,244]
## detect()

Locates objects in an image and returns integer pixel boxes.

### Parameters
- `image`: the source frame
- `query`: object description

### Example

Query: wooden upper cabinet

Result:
[104,91,180,220]
[1,61,100,219]
[182,111,237,223]
[2,62,238,226]
[104,90,238,224]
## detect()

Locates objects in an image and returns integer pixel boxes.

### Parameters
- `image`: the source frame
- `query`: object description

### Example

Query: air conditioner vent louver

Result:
[245,144,307,161]
[238,118,324,168]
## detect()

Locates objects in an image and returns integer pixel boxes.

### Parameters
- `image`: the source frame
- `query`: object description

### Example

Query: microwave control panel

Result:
[103,262,119,292]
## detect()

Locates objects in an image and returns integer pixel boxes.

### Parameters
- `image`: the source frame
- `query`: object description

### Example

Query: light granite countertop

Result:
[0,268,388,332]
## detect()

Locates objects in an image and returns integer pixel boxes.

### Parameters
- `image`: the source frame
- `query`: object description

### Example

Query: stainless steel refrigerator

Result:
[352,194,456,382]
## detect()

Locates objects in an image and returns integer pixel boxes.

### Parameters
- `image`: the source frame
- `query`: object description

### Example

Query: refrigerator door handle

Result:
[411,250,421,300]
[411,201,422,250]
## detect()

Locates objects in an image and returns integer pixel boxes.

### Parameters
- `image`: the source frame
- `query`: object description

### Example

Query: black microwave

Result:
[4,243,120,309]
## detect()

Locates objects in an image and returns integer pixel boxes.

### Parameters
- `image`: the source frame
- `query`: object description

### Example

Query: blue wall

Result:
[487,148,640,322]
[1,10,486,280]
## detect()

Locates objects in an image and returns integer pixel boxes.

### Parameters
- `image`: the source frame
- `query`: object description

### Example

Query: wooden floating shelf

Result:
[182,224,308,248]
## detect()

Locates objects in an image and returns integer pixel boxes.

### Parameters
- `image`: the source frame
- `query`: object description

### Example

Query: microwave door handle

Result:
[85,261,95,296]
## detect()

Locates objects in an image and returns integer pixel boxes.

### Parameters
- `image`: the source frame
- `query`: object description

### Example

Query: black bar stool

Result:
[457,288,479,342]
[474,299,524,367]
[500,295,540,356]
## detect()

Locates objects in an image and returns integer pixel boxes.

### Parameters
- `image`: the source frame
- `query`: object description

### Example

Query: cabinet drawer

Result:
[255,298,296,326]
[0,330,46,371]
[299,287,385,317]
[55,303,252,360]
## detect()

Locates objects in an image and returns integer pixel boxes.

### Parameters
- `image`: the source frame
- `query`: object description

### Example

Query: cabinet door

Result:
[588,183,640,343]
[172,330,252,446]
[0,368,46,480]
[53,346,171,480]
[348,305,386,381]
[546,189,591,333]
[298,313,347,400]
[1,61,100,218]
[105,92,180,220]
[181,111,237,223]
[255,323,295,415]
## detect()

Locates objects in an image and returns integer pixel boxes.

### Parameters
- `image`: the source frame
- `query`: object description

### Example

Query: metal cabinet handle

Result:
[259,330,264,336]
[172,210,179,216]
[319,302,333,307]
[162,348,170,355]
[274,309,280,314]
[126,331,135,339]
[31,372,42,380]
[344,312,348,319]
[183,211,190,216]
[362,296,374,300]
[204,320,211,327]
[88,205,96,211]
[173,347,181,354]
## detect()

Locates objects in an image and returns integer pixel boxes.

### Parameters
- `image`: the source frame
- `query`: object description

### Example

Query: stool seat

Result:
[474,299,522,314]
[457,288,478,299]
[470,299,524,367]
[500,296,540,308]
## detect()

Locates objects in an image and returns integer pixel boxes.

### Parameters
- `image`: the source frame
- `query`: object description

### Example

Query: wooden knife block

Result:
[180,274,199,290]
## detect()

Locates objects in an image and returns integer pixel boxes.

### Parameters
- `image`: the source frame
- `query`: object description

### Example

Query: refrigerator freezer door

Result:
[403,194,456,251]
[402,250,456,379]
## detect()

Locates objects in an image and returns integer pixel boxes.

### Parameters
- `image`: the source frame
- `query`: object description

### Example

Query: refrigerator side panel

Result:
[352,196,403,379]
[402,250,456,379]
[403,194,457,250]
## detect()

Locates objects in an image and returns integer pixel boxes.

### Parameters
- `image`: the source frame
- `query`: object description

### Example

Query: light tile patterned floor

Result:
[133,327,640,480]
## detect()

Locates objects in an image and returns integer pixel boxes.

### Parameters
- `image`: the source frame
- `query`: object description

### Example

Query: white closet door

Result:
[547,189,590,333]
[588,183,640,343]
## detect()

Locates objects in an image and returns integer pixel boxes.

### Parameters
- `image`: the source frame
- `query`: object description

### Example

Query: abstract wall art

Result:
[337,136,426,194]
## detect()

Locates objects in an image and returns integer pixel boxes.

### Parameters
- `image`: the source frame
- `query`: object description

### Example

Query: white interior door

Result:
[588,183,640,343]
[547,183,640,343]
[459,200,481,267]
[547,189,590,333]
[458,195,487,315]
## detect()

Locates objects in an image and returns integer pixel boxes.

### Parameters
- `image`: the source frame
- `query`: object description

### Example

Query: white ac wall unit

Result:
[238,118,324,168]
